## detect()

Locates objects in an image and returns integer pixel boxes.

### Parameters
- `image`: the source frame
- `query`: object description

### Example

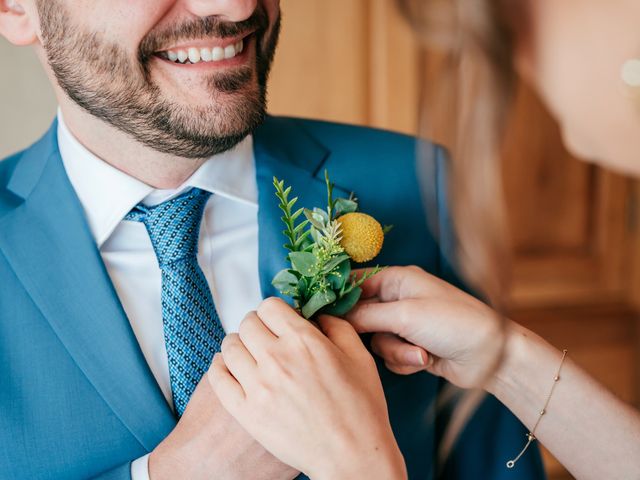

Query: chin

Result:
[560,126,597,162]
[563,130,640,178]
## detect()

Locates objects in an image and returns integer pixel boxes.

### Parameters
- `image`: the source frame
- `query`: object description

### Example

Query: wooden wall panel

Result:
[268,0,370,125]
[367,0,420,135]
[269,0,420,135]
[502,85,593,253]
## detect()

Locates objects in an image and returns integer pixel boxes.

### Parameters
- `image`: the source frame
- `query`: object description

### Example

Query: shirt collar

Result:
[57,111,257,248]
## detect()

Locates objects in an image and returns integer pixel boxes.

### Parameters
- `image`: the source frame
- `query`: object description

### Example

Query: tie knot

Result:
[126,188,212,266]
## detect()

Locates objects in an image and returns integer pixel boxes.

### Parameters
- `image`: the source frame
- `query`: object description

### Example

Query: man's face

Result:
[36,0,281,158]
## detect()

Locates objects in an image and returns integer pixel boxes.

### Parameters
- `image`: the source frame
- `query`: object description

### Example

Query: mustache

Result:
[139,7,270,60]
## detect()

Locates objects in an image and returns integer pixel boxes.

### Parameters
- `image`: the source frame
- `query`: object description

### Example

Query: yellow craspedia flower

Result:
[337,212,384,263]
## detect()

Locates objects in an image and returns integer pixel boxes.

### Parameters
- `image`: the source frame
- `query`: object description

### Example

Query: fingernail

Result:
[405,350,426,367]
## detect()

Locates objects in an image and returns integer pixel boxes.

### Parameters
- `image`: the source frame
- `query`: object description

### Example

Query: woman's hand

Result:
[208,297,407,480]
[346,265,507,389]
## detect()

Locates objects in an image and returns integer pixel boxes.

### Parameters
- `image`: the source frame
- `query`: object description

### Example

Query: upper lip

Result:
[155,31,254,53]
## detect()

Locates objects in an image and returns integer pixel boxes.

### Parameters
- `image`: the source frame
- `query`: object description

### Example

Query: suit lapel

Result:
[253,116,348,299]
[0,123,175,452]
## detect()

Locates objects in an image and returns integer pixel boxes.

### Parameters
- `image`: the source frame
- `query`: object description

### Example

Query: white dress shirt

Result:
[57,113,264,479]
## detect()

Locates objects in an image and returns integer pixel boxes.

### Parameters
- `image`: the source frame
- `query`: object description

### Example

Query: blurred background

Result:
[1,1,639,478]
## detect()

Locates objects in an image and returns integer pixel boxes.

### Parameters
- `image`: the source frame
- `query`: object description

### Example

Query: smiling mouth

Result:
[157,37,245,65]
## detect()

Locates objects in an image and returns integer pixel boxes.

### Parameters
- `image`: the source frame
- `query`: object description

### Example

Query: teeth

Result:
[162,39,244,65]
[224,44,236,59]
[211,46,224,61]
[188,47,201,63]
[200,47,212,62]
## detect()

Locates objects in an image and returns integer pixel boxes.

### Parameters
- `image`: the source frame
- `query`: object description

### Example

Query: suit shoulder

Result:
[0,151,23,184]
[279,116,419,159]
[0,150,25,209]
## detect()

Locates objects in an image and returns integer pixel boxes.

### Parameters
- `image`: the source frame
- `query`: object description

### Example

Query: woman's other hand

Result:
[347,266,507,389]
[208,297,407,480]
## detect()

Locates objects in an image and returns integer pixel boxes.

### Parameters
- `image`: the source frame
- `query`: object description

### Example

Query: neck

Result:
[59,102,208,190]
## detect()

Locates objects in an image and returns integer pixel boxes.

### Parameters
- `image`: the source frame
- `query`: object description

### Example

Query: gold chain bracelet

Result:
[506,349,568,469]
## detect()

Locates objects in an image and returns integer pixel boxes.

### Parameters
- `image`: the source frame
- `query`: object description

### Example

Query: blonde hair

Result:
[399,0,519,304]
[396,0,523,468]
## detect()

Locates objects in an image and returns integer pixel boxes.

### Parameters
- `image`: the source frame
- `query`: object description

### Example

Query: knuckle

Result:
[395,301,414,331]
[252,379,275,405]
[404,265,423,276]
[238,311,257,336]
[264,355,298,386]
[286,331,317,357]
[257,297,284,318]
[221,333,240,353]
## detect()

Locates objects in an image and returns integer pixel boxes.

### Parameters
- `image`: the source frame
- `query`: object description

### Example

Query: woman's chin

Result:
[561,125,640,177]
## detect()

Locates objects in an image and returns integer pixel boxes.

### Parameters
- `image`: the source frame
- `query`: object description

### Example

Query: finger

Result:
[354,266,416,301]
[317,314,366,358]
[220,333,258,388]
[238,311,278,362]
[370,333,428,368]
[345,300,406,335]
[208,353,246,414]
[257,297,311,336]
[383,361,427,376]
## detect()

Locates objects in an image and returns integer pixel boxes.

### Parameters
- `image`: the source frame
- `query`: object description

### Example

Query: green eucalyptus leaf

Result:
[320,254,350,275]
[323,287,362,317]
[310,226,320,243]
[289,251,317,277]
[313,207,329,224]
[304,209,325,230]
[328,258,351,290]
[272,269,299,294]
[301,289,337,319]
[334,198,358,216]
[297,275,308,294]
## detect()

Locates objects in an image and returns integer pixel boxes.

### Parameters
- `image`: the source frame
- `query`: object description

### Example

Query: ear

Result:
[0,0,38,46]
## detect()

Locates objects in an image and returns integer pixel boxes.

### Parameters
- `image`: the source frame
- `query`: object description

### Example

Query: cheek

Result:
[77,1,174,53]
[527,3,640,164]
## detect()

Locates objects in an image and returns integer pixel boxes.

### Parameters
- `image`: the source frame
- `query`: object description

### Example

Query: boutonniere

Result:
[271,171,390,319]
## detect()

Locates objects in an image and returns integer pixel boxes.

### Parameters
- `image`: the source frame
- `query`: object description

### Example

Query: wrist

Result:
[486,321,525,398]
[311,434,406,480]
[148,440,196,480]
[487,321,565,424]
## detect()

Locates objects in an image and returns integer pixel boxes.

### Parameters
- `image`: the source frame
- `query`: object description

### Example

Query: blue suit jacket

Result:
[0,116,545,479]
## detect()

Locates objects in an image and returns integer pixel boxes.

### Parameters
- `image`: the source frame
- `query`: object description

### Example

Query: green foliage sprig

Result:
[272,172,384,319]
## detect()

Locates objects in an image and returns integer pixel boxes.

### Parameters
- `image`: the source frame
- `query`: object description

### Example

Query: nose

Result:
[180,0,258,22]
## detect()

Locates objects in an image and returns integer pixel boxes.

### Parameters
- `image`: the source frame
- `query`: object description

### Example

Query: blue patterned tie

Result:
[126,188,225,417]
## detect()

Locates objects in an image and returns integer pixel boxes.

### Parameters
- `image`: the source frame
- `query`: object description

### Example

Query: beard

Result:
[36,1,281,158]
